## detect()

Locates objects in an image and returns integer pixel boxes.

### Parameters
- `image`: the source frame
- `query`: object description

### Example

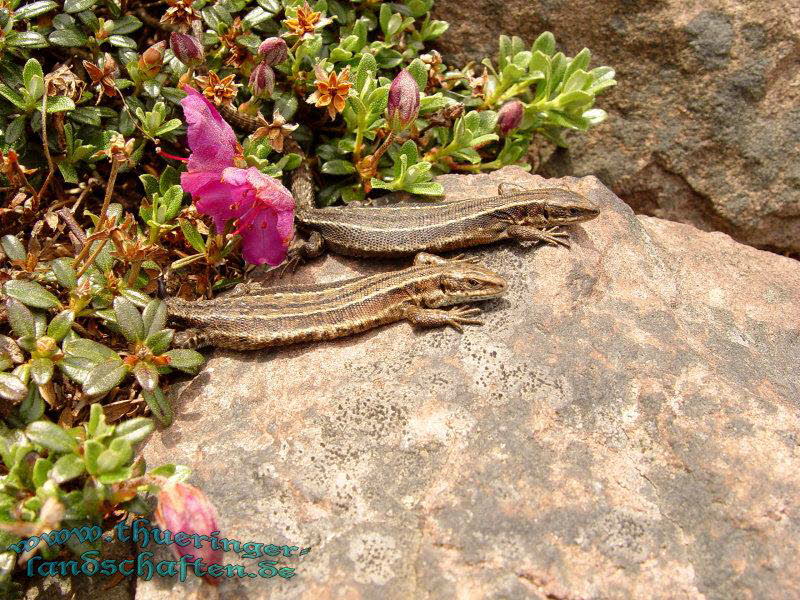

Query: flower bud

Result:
[386,69,420,132]
[497,99,524,135]
[258,37,288,66]
[138,40,167,78]
[170,33,204,68]
[249,62,275,98]
[155,482,223,585]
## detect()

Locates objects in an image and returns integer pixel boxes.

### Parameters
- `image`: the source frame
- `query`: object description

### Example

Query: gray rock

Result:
[137,168,800,599]
[431,0,800,254]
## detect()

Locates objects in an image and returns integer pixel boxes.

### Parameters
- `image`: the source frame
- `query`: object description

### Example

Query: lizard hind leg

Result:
[498,181,527,195]
[413,252,448,265]
[172,328,212,349]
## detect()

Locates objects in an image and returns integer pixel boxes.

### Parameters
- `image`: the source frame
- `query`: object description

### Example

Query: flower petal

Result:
[239,210,292,266]
[180,85,239,175]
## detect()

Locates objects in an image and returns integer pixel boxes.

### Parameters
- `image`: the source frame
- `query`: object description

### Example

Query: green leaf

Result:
[17,385,45,423]
[406,58,428,91]
[1,235,26,261]
[51,454,85,483]
[58,162,78,184]
[145,330,174,355]
[0,84,25,109]
[83,358,129,397]
[6,298,35,338]
[532,31,556,56]
[113,417,154,445]
[155,119,182,136]
[158,185,184,221]
[139,174,159,198]
[82,439,102,475]
[26,421,78,453]
[46,96,76,113]
[48,28,89,47]
[96,465,133,484]
[50,258,78,289]
[406,182,444,196]
[63,0,97,12]
[46,310,74,341]
[63,338,119,362]
[108,35,137,49]
[141,299,167,338]
[110,15,142,34]
[32,457,54,487]
[8,31,48,48]
[22,59,44,91]
[14,1,58,19]
[86,402,113,440]
[142,387,172,426]
[112,296,144,342]
[30,357,54,386]
[133,361,158,392]
[354,52,377,95]
[4,280,60,309]
[96,438,132,473]
[162,349,205,374]
[179,219,206,254]
[69,106,102,126]
[0,373,28,402]
[321,160,356,175]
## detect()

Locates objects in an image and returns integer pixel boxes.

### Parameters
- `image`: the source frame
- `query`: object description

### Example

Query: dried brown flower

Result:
[83,54,119,104]
[44,64,85,101]
[218,17,250,68]
[0,149,37,189]
[161,0,200,29]
[252,111,299,153]
[307,64,352,120]
[194,71,240,106]
[283,2,332,39]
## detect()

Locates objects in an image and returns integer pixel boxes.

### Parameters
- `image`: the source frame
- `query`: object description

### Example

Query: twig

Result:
[37,90,56,200]
[57,208,86,244]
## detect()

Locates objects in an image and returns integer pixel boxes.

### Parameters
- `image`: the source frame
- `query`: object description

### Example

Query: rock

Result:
[432,0,800,254]
[137,168,800,599]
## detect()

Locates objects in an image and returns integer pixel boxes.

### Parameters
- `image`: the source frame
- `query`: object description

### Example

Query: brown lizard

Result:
[167,253,507,350]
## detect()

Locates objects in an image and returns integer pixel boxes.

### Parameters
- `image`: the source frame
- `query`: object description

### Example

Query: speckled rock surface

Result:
[137,167,800,599]
[432,0,800,254]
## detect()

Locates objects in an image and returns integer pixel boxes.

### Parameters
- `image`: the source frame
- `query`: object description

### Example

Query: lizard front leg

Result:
[402,305,484,333]
[507,224,571,248]
[284,230,324,269]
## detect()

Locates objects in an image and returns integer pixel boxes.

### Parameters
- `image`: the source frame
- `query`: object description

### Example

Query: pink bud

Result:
[155,482,223,585]
[386,69,420,131]
[170,33,204,68]
[258,37,288,66]
[497,100,524,135]
[249,62,275,98]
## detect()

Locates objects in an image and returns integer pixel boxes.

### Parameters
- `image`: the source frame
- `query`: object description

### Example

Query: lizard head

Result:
[425,261,508,307]
[524,189,599,225]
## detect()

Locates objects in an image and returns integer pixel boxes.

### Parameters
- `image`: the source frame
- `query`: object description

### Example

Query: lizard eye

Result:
[467,278,481,287]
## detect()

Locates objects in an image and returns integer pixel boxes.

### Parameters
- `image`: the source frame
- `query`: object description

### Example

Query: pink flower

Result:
[155,482,223,586]
[178,85,295,265]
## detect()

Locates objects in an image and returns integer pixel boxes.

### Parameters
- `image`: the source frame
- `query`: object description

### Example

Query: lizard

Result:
[216,105,600,264]
[167,252,507,350]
